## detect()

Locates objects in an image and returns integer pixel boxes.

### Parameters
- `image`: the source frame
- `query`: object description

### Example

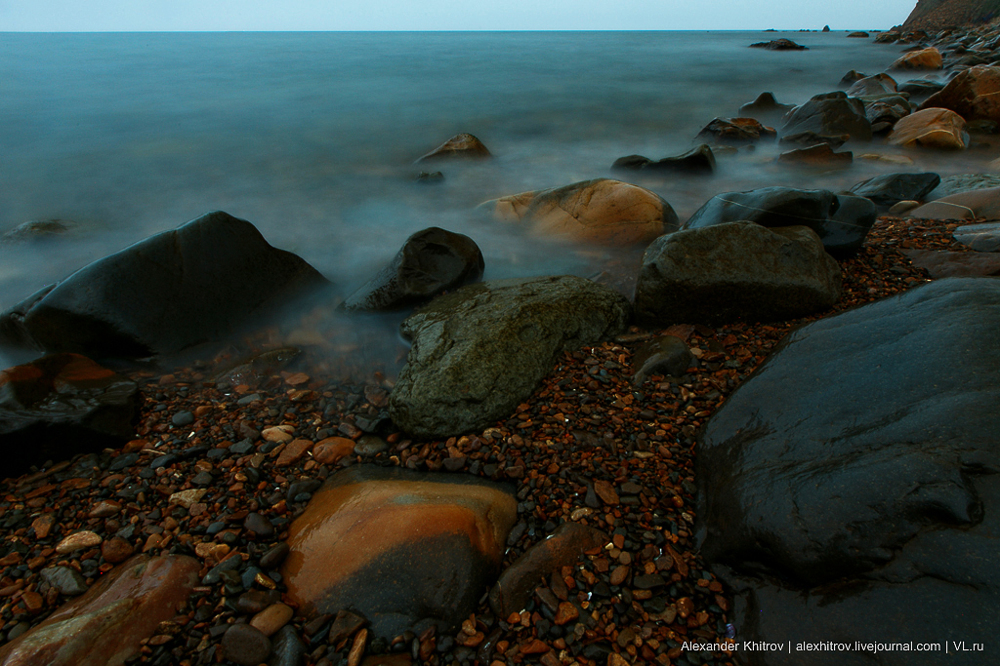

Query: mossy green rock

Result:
[389,275,631,438]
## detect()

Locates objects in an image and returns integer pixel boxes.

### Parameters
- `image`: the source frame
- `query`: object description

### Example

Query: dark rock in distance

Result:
[847,31,870,38]
[415,171,444,183]
[737,92,795,123]
[634,222,842,326]
[696,117,777,144]
[0,353,140,477]
[611,144,715,174]
[415,133,491,163]
[682,186,876,256]
[839,69,867,86]
[0,211,330,360]
[780,91,873,145]
[696,278,1000,664]
[389,276,631,438]
[343,227,485,312]
[749,38,807,50]
[848,172,941,209]
[0,219,73,244]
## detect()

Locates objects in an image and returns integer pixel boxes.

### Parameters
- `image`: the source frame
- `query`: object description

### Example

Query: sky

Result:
[0,0,919,31]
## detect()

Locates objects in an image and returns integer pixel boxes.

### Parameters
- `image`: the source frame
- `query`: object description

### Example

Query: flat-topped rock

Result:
[909,186,1000,220]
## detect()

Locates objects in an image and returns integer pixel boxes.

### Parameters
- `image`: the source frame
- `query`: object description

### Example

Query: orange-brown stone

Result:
[891,46,942,70]
[0,554,200,666]
[276,438,313,466]
[888,108,968,150]
[415,133,491,162]
[313,437,356,465]
[282,466,517,639]
[921,65,1000,122]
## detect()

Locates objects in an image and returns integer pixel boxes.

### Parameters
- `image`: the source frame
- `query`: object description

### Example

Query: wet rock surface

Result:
[920,64,1000,121]
[697,278,1000,665]
[389,275,631,438]
[0,353,141,477]
[910,185,1000,219]
[414,133,491,162]
[0,211,329,360]
[695,118,776,144]
[343,227,485,312]
[848,172,941,209]
[779,91,873,145]
[283,466,517,639]
[953,220,1000,251]
[612,144,716,174]
[887,107,969,150]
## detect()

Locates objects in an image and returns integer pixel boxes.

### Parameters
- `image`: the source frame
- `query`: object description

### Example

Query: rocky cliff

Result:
[903,0,1000,30]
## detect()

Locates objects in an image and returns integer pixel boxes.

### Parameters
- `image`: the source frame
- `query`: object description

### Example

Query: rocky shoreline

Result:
[1,22,1000,666]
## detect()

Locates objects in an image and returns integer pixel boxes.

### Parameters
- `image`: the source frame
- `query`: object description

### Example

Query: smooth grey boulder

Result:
[696,278,1000,665]
[779,91,873,145]
[389,276,631,438]
[634,222,841,326]
[953,221,1000,252]
[343,227,484,311]
[682,186,875,256]
[0,211,329,359]
[927,173,1000,199]
[848,172,941,209]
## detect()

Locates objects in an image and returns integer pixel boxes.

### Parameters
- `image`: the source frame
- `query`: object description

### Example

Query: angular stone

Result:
[488,522,607,619]
[0,211,329,359]
[634,223,841,326]
[40,566,88,596]
[0,555,200,666]
[415,133,491,162]
[481,178,678,246]
[780,91,872,145]
[847,73,897,97]
[283,467,517,640]
[695,117,776,144]
[890,46,942,70]
[888,107,968,150]
[922,65,1000,122]
[56,530,102,555]
[631,335,693,383]
[848,172,941,209]
[343,227,485,312]
[737,92,795,124]
[169,489,206,508]
[388,276,630,438]
[313,436,356,465]
[696,278,999,658]
[276,438,313,466]
[101,537,135,564]
[0,354,141,477]
[250,602,294,637]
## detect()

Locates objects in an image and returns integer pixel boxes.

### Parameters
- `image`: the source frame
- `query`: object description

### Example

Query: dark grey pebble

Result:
[40,566,88,596]
[259,543,290,569]
[171,411,195,426]
[244,512,274,538]
[222,623,272,666]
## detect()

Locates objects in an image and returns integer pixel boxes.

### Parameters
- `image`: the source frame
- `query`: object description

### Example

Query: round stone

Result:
[221,623,272,666]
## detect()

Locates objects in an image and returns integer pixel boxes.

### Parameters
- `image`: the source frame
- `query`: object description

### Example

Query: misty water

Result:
[0,31,988,375]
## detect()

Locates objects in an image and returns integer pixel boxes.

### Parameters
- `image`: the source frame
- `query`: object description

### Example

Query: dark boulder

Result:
[779,91,873,145]
[696,118,776,144]
[0,353,140,477]
[696,278,1000,664]
[863,94,912,133]
[839,69,867,86]
[847,73,898,97]
[0,211,329,360]
[847,31,869,38]
[898,79,945,97]
[611,144,715,175]
[389,276,631,438]
[343,227,484,312]
[682,186,876,256]
[634,222,841,326]
[776,143,852,168]
[0,220,73,244]
[737,92,795,124]
[848,172,941,209]
[749,39,807,50]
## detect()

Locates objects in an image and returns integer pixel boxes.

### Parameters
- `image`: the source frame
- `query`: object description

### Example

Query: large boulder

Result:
[909,186,1000,220]
[388,275,631,438]
[921,65,1000,122]
[927,173,1000,198]
[0,211,329,360]
[888,107,969,150]
[682,186,876,256]
[696,278,1000,665]
[890,46,943,69]
[633,222,842,326]
[282,466,517,640]
[953,221,1000,252]
[343,227,484,311]
[779,91,873,145]
[0,555,201,666]
[695,117,776,144]
[480,179,677,246]
[0,353,140,478]
[848,172,941,209]
[847,73,898,97]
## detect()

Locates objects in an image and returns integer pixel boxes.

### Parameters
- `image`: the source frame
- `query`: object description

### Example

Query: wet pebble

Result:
[222,623,272,666]
[250,602,294,637]
[40,566,88,596]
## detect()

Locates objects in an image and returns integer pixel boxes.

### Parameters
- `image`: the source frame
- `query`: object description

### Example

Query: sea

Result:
[0,30,974,373]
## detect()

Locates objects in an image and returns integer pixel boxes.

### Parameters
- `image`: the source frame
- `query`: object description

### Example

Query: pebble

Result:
[30,513,56,539]
[244,512,275,538]
[313,437,356,465]
[259,542,290,569]
[276,438,313,466]
[262,426,294,443]
[250,602,294,637]
[169,488,206,508]
[221,623,273,666]
[55,530,102,555]
[171,410,195,426]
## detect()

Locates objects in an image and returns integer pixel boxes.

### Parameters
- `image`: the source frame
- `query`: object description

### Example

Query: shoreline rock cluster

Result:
[1,20,999,666]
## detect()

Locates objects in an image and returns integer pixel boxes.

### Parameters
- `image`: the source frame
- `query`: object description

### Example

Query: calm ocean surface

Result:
[0,30,950,359]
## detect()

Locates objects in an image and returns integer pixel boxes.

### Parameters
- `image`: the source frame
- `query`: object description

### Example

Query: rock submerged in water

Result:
[0,211,330,360]
[282,466,517,640]
[415,133,491,162]
[611,144,715,174]
[0,353,141,477]
[848,172,941,209]
[696,278,1000,665]
[887,107,969,150]
[634,222,842,326]
[776,143,852,167]
[389,275,631,438]
[737,92,795,124]
[343,227,484,312]
[681,186,876,257]
[749,38,807,50]
[779,91,872,145]
[0,554,201,666]
[480,178,677,246]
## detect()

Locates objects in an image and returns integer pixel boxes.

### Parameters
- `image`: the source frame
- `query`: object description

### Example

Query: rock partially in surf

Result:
[749,39,807,50]
[898,79,945,98]
[839,70,867,86]
[908,186,1000,220]
[737,92,795,125]
[0,211,330,360]
[282,466,517,639]
[611,144,715,174]
[634,222,841,326]
[920,65,1000,122]
[890,46,943,70]
[874,31,901,44]
[864,95,912,133]
[776,143,852,168]
[887,107,968,150]
[1,219,73,244]
[847,31,869,38]
[0,353,140,478]
[695,117,777,144]
[343,227,484,312]
[481,178,677,246]
[847,73,898,97]
[414,133,491,162]
[780,91,872,145]
[388,275,631,438]
[682,186,875,257]
[928,173,1000,199]
[848,172,941,210]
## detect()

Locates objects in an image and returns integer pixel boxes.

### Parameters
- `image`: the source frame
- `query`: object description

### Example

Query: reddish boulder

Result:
[921,65,1000,122]
[890,46,942,70]
[888,107,968,150]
